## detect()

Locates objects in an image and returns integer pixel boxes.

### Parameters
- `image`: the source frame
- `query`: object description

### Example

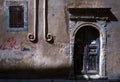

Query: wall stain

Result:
[0,50,35,68]
[0,37,36,51]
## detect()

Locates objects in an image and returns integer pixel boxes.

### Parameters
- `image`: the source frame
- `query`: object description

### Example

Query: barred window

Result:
[9,6,24,28]
[6,1,28,32]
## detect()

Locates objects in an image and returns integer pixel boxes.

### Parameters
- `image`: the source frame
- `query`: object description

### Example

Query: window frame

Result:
[6,1,28,32]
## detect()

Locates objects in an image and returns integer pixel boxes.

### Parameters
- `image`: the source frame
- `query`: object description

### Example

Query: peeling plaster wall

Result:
[0,0,120,78]
[0,0,35,66]
[0,0,70,78]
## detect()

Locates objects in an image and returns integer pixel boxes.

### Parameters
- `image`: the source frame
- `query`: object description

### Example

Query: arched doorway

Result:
[70,22,106,78]
[74,26,100,76]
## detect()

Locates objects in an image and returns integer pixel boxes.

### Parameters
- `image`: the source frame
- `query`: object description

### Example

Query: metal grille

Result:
[9,6,24,28]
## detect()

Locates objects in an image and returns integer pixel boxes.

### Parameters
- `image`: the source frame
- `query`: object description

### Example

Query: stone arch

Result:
[70,22,107,79]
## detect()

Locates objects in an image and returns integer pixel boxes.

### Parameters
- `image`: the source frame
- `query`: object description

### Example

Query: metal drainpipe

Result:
[43,0,53,42]
[27,0,37,42]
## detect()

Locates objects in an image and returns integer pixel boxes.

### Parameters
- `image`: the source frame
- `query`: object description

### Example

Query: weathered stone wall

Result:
[65,0,120,77]
[0,0,120,79]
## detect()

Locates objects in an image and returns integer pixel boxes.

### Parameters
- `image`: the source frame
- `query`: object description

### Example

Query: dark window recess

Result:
[9,6,24,28]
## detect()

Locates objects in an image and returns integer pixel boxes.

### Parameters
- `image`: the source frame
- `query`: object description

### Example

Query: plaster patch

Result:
[60,44,70,56]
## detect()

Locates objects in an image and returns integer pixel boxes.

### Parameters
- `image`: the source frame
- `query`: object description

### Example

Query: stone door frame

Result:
[70,21,107,79]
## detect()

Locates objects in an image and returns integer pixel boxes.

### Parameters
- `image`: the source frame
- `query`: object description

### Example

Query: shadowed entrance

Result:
[74,26,100,76]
